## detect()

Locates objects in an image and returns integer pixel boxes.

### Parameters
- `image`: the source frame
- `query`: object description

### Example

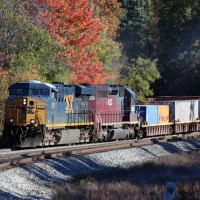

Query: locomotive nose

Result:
[26,99,36,125]
[5,97,46,126]
[5,97,35,125]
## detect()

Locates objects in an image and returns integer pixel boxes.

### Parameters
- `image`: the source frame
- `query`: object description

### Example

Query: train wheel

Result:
[136,129,144,140]
[125,133,130,140]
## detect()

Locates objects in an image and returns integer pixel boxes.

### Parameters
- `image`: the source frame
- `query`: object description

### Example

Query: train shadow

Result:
[20,139,200,186]
[1,139,200,199]
[21,155,109,184]
[158,139,200,153]
[0,190,47,200]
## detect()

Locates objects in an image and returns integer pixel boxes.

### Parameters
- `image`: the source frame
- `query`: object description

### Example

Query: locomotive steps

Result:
[0,131,200,171]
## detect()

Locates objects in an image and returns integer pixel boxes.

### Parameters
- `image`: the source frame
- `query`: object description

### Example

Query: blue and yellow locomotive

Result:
[4,80,139,148]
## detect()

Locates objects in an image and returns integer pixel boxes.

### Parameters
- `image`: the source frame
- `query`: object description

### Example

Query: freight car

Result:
[137,100,200,137]
[3,80,139,147]
[3,80,200,148]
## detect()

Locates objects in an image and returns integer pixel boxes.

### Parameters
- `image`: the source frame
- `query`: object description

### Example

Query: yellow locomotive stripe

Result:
[46,122,95,127]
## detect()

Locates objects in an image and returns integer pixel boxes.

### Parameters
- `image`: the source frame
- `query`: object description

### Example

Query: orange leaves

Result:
[93,0,122,38]
[70,49,109,84]
[27,0,109,84]
[71,63,109,84]
[0,67,9,78]
[34,0,103,47]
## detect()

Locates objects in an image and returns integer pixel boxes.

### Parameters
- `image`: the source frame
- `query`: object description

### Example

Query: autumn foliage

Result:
[93,0,122,38]
[26,0,109,84]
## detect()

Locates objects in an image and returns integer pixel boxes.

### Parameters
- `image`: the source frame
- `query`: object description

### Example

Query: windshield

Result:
[30,89,49,97]
[9,88,29,96]
[9,88,49,97]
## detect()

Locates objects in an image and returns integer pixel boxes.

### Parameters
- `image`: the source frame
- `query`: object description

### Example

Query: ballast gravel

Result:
[0,139,200,199]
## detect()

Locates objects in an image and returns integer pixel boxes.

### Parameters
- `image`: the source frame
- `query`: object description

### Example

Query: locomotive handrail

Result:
[36,110,46,125]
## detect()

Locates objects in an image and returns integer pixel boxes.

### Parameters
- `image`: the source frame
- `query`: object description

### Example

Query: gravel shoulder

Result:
[0,139,200,200]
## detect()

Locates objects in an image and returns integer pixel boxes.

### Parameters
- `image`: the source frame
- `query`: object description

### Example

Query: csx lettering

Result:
[64,95,74,113]
[27,107,34,114]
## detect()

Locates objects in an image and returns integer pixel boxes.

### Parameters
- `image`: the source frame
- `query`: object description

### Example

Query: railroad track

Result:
[0,132,200,171]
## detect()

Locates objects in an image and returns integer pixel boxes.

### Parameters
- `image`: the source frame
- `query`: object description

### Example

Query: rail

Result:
[0,132,200,171]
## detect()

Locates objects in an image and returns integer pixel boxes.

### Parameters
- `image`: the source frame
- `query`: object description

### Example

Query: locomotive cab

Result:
[3,81,54,147]
[123,87,138,122]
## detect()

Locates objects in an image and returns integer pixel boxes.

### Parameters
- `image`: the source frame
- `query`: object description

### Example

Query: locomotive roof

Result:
[9,80,58,91]
[9,81,136,97]
[125,87,136,98]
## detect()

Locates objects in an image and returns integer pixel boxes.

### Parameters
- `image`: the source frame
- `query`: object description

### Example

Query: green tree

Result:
[0,0,65,81]
[118,0,159,59]
[120,57,160,103]
[91,29,122,83]
[158,0,200,50]
[91,0,123,83]
[154,0,200,95]
[0,0,66,129]
[9,25,65,81]
[156,37,200,96]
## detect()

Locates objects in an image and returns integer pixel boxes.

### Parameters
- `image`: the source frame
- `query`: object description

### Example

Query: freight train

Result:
[3,80,200,148]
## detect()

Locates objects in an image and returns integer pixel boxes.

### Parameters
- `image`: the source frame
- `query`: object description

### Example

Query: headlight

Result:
[23,98,27,105]
[10,118,14,123]
[30,119,36,124]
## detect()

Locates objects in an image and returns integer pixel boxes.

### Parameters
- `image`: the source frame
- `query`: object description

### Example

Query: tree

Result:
[92,0,122,38]
[155,34,200,96]
[26,0,109,83]
[0,0,65,129]
[120,57,160,103]
[0,0,64,80]
[154,0,200,95]
[90,0,124,83]
[118,0,159,59]
[158,0,200,50]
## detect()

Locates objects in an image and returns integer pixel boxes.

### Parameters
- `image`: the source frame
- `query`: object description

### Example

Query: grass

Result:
[51,180,200,200]
[51,151,200,200]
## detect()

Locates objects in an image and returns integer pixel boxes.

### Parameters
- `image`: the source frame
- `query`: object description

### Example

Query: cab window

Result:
[9,88,17,95]
[30,89,49,97]
[51,90,57,99]
[98,91,108,98]
[9,88,28,96]
[40,89,49,97]
[31,89,40,96]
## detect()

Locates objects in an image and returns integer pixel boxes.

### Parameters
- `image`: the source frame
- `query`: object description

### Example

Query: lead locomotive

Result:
[3,81,139,147]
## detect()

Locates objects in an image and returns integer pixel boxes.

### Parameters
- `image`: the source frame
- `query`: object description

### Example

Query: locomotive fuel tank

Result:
[108,128,129,140]
[56,129,80,144]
